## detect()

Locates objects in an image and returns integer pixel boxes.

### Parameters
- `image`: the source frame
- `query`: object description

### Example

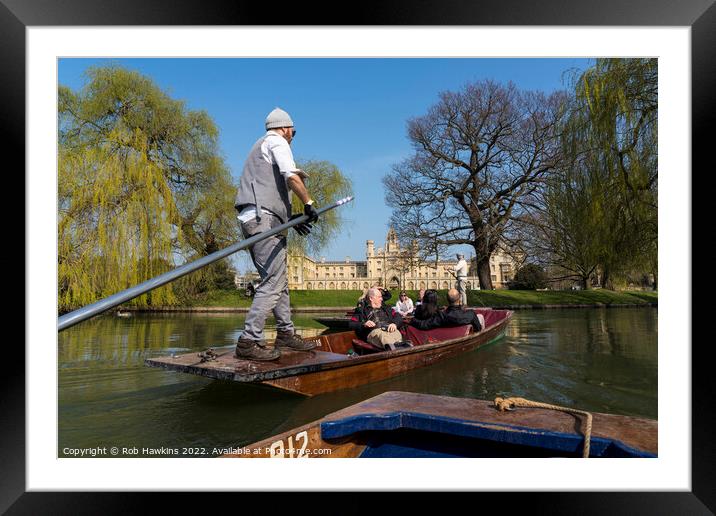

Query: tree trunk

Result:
[581,275,589,290]
[601,266,611,290]
[477,257,493,290]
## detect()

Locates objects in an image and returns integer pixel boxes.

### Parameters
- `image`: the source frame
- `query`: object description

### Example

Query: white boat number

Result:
[269,430,309,458]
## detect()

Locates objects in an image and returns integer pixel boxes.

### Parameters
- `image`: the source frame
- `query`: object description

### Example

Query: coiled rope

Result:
[493,397,593,458]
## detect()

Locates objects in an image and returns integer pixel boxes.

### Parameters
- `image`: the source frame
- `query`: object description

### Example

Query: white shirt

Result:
[395,297,414,316]
[237,131,300,223]
[455,259,468,278]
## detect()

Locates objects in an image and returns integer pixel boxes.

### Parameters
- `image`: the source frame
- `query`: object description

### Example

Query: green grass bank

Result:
[159,288,657,311]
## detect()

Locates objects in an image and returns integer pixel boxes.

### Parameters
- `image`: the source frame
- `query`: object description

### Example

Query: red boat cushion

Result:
[351,338,384,355]
[405,325,472,346]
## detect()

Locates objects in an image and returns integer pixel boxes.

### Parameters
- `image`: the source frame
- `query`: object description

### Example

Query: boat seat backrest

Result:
[405,325,472,346]
[473,309,506,328]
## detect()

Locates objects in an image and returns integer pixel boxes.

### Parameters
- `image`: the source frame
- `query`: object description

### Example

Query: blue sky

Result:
[58,58,592,269]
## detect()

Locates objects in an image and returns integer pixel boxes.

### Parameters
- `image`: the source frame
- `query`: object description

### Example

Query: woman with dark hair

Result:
[412,289,439,321]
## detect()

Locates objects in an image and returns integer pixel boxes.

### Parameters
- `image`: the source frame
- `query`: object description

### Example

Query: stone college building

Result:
[286,228,517,291]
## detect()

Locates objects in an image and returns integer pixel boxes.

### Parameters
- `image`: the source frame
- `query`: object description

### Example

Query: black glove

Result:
[304,202,319,223]
[289,213,312,236]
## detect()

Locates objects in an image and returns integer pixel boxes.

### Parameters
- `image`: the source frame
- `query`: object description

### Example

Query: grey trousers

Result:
[240,213,294,341]
[456,277,467,306]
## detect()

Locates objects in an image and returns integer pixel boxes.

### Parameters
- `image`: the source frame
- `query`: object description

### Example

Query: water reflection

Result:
[58,308,657,455]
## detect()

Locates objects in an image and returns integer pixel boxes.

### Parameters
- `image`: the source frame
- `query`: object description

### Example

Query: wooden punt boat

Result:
[228,391,657,458]
[145,308,512,396]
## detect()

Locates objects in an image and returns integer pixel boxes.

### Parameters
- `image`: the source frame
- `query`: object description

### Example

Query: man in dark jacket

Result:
[410,288,484,332]
[355,285,391,312]
[349,287,405,347]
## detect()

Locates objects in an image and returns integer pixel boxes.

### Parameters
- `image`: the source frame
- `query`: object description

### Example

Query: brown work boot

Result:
[275,331,317,351]
[235,337,280,361]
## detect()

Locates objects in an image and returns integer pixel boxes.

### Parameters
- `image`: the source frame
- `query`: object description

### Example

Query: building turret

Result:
[386,227,399,253]
[366,240,374,257]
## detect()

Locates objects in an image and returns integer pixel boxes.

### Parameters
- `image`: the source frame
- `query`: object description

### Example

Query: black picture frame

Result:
[8,0,712,513]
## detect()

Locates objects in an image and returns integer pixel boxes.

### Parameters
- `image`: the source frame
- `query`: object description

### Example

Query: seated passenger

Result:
[349,287,405,348]
[394,291,414,317]
[410,288,484,332]
[356,284,391,312]
[412,289,439,321]
[415,288,426,306]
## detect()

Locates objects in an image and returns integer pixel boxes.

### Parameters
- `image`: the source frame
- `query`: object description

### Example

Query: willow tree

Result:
[522,154,612,289]
[58,66,236,311]
[384,80,566,289]
[564,58,658,288]
[287,160,353,257]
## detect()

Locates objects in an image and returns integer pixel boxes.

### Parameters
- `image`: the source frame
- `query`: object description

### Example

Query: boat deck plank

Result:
[146,347,350,381]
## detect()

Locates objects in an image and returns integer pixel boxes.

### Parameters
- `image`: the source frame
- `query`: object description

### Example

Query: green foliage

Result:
[539,157,607,288]
[531,59,658,289]
[288,160,353,257]
[509,264,548,290]
[563,59,657,285]
[172,259,236,301]
[58,65,237,311]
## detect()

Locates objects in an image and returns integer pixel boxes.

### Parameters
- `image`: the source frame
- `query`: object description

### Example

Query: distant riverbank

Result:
[116,289,657,312]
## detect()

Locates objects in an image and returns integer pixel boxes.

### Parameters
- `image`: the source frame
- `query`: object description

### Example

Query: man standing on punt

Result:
[233,108,319,361]
[448,253,469,306]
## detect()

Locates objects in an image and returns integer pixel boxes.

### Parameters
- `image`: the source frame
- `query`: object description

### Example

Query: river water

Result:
[58,308,657,457]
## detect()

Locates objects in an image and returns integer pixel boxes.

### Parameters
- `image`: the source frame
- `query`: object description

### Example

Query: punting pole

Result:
[58,196,355,331]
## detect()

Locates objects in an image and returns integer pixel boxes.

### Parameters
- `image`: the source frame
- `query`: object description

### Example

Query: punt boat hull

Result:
[145,309,512,396]
[229,391,657,458]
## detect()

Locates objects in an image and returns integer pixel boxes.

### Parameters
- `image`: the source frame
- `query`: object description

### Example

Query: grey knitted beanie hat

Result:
[265,107,294,130]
